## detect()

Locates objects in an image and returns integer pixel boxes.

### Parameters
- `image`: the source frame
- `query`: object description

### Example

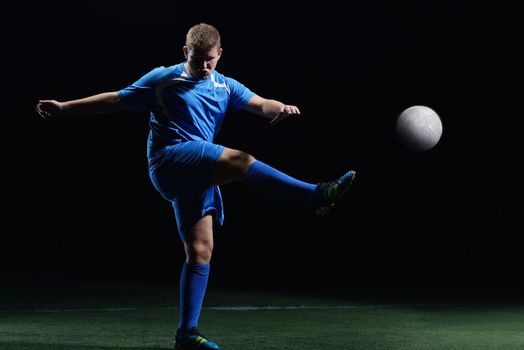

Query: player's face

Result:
[184,46,222,80]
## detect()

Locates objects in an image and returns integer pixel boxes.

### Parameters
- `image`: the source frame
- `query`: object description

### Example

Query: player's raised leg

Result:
[212,147,356,214]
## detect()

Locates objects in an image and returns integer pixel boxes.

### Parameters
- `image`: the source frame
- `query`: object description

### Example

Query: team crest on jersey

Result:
[211,73,230,93]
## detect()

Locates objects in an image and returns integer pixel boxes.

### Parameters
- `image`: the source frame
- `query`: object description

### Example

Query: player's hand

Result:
[269,105,300,126]
[36,100,64,120]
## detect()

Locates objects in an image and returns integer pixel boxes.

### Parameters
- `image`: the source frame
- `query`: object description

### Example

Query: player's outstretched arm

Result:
[243,94,300,126]
[36,92,127,120]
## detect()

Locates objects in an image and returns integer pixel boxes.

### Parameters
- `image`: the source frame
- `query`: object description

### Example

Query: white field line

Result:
[0,303,504,314]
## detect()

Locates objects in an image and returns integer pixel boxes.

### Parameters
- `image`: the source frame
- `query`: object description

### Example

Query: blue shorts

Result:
[148,141,225,240]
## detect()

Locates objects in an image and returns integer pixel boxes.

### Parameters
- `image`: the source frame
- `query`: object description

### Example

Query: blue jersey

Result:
[118,63,254,159]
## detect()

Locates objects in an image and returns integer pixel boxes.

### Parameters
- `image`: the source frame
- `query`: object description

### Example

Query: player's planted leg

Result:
[175,215,220,349]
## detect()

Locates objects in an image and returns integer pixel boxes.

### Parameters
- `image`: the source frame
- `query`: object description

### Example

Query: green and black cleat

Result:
[314,170,356,216]
[174,327,220,350]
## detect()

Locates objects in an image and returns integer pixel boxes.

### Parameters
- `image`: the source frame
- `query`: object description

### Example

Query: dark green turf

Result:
[1,284,523,349]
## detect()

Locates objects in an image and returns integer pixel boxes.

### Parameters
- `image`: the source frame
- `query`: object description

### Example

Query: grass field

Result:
[1,283,524,349]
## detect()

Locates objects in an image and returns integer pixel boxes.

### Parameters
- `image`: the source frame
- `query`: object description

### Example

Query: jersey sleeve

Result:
[225,77,255,111]
[118,66,167,113]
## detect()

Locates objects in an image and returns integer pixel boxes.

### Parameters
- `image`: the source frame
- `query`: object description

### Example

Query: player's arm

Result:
[36,92,127,120]
[242,94,300,126]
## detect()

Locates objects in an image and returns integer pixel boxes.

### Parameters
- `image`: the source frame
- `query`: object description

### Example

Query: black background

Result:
[3,1,524,295]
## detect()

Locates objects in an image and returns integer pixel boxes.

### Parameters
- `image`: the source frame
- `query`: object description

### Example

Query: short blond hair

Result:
[186,23,221,50]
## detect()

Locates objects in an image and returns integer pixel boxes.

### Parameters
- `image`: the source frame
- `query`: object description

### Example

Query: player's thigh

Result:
[170,186,223,242]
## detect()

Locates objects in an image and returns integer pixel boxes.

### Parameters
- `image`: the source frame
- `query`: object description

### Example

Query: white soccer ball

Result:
[396,105,443,152]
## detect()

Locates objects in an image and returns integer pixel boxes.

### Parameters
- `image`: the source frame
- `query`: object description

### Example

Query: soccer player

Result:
[36,23,356,350]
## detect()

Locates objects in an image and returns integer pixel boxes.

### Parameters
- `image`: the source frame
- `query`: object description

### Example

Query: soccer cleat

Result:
[314,170,356,216]
[174,327,220,350]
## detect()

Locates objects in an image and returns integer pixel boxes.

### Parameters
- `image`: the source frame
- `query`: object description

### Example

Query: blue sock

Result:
[246,160,316,201]
[179,263,210,330]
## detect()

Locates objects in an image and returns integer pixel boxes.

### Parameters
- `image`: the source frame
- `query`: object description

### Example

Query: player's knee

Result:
[233,151,256,179]
[215,148,256,183]
[239,151,256,166]
[186,240,213,264]
[225,149,256,168]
